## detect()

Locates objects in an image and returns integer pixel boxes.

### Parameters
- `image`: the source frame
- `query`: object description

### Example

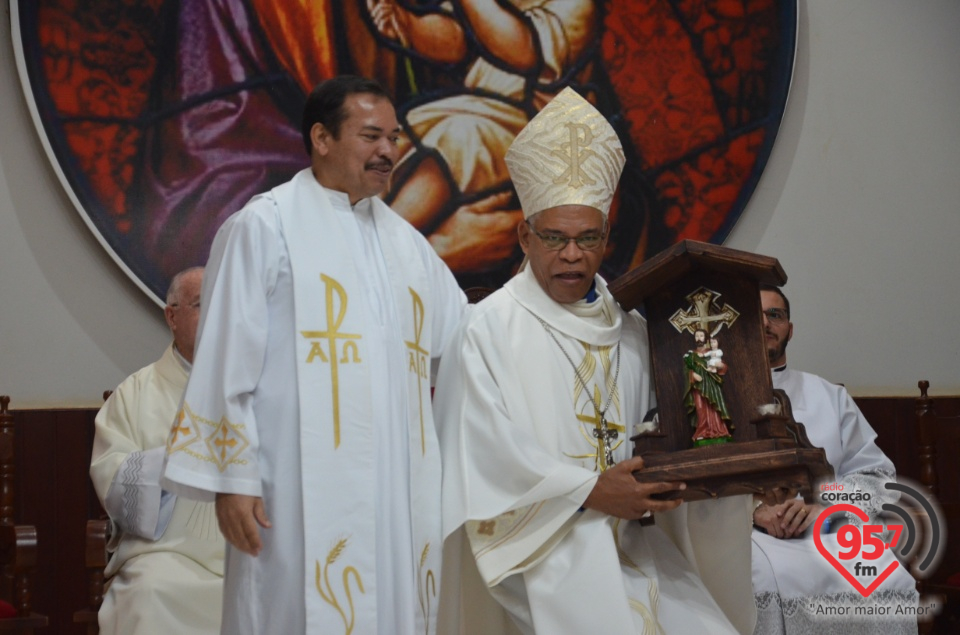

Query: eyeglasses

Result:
[169,301,201,311]
[762,308,789,324]
[528,225,606,251]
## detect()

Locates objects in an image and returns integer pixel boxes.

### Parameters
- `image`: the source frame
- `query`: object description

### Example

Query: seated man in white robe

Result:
[434,87,756,635]
[91,267,225,635]
[161,76,466,635]
[751,285,919,635]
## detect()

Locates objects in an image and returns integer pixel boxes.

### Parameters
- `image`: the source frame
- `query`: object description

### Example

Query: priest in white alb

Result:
[434,87,756,635]
[161,76,466,635]
[91,267,224,635]
[751,285,918,635]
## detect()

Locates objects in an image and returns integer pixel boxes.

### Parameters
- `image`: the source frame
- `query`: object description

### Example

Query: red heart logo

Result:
[813,503,900,597]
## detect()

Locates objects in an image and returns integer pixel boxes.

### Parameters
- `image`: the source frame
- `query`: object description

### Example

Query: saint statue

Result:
[684,329,732,446]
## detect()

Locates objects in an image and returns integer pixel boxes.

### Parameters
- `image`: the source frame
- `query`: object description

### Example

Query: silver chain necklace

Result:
[535,316,622,469]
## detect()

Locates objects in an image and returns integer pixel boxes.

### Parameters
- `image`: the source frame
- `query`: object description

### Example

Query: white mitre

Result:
[505,86,625,219]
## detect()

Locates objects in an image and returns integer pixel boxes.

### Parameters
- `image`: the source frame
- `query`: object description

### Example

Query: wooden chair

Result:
[0,397,47,633]
[915,380,960,633]
[73,390,112,635]
[72,520,108,635]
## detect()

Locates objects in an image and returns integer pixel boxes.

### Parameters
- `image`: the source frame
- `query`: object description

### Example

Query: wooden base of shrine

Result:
[632,437,834,503]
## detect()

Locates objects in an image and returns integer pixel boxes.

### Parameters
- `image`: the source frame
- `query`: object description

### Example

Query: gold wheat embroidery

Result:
[416,543,436,635]
[573,341,597,404]
[598,344,621,416]
[316,537,365,635]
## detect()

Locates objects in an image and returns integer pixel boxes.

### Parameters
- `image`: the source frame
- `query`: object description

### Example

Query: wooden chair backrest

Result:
[0,396,48,631]
[914,381,960,633]
[73,392,112,635]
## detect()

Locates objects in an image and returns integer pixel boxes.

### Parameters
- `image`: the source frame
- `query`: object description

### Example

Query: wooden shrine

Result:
[608,240,833,502]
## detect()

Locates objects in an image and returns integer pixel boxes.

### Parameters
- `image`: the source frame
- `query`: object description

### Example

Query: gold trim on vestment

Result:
[204,416,251,472]
[300,274,363,449]
[168,403,202,453]
[168,402,250,472]
[316,536,365,635]
[404,287,430,455]
[416,542,436,635]
[469,502,547,560]
[565,341,624,472]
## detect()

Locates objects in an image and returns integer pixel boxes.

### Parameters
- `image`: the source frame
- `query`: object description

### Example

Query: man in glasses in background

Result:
[434,87,755,635]
[91,267,225,635]
[752,285,918,633]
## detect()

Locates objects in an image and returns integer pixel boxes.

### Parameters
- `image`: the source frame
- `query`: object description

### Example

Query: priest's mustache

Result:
[367,160,394,171]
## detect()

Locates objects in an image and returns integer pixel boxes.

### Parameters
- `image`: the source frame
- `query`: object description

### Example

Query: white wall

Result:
[724,1,960,395]
[1,0,958,407]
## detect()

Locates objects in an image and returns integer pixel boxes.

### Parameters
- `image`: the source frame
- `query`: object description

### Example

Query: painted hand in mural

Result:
[365,0,596,278]
[366,0,466,62]
[428,191,523,273]
[366,0,537,69]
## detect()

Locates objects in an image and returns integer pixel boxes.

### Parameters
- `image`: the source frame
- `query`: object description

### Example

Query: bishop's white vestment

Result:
[161,169,466,635]
[91,343,224,635]
[434,267,756,635]
[752,367,919,635]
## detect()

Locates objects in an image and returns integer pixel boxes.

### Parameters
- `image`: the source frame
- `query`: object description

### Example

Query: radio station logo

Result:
[813,479,944,600]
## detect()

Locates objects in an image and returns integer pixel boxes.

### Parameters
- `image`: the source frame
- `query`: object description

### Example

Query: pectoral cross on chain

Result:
[575,385,625,472]
[594,415,619,470]
[536,317,625,473]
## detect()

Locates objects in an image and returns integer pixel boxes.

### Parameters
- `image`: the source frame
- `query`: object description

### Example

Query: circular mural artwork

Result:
[13,0,796,304]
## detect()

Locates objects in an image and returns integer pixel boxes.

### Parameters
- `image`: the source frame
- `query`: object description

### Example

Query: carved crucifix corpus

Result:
[669,287,740,336]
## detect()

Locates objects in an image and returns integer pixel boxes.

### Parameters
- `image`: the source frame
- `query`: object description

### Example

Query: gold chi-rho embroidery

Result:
[404,287,429,455]
[553,122,597,188]
[300,274,362,448]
